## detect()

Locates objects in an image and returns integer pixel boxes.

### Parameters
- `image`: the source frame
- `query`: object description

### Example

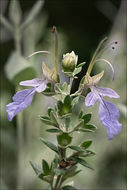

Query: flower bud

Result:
[62,51,78,72]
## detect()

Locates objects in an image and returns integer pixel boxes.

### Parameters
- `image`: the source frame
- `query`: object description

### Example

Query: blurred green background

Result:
[0,0,126,189]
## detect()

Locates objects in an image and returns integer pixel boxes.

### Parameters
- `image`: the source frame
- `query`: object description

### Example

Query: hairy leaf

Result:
[40,137,58,153]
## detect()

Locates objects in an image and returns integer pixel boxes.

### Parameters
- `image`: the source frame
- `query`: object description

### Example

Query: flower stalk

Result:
[52,26,59,75]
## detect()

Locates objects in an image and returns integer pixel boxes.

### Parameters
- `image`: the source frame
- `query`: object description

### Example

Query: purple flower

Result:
[6,79,47,121]
[84,72,122,140]
[6,63,57,121]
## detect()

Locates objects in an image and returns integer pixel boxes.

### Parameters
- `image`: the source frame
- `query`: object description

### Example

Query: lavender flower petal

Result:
[6,88,35,121]
[95,87,119,98]
[20,78,43,87]
[98,99,122,139]
[85,91,99,107]
[35,81,47,93]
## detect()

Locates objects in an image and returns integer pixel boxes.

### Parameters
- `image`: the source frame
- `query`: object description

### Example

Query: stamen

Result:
[52,26,59,75]
[87,37,108,75]
[26,51,51,59]
[87,38,118,75]
[96,40,118,58]
[95,59,114,80]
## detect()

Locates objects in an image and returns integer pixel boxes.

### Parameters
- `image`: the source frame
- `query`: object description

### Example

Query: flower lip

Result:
[6,78,48,121]
[85,83,121,140]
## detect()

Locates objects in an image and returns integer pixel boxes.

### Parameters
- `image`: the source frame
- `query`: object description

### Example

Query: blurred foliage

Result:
[0,0,126,189]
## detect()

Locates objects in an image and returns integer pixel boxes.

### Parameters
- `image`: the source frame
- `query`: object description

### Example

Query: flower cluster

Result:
[6,39,122,140]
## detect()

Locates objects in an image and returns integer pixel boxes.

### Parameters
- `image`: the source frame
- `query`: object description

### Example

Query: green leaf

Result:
[77,62,86,68]
[20,0,44,30]
[40,115,50,120]
[55,82,69,95]
[62,185,77,190]
[57,96,72,116]
[38,173,45,180]
[82,150,96,157]
[40,137,58,153]
[62,82,70,93]
[50,111,59,127]
[62,166,81,181]
[80,76,85,85]
[42,160,50,175]
[78,128,95,133]
[5,51,36,85]
[82,113,92,123]
[72,97,79,107]
[68,145,85,152]
[57,133,72,147]
[54,168,66,176]
[72,157,94,170]
[84,124,97,131]
[73,67,82,76]
[54,83,63,93]
[78,110,83,119]
[46,128,60,133]
[64,95,72,107]
[48,107,54,116]
[51,155,60,170]
[43,175,52,183]
[29,160,42,175]
[81,140,92,149]
[72,150,96,158]
[40,116,58,128]
[74,120,84,131]
[9,0,22,26]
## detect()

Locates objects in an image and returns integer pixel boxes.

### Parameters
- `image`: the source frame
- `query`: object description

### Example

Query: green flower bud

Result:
[62,51,78,72]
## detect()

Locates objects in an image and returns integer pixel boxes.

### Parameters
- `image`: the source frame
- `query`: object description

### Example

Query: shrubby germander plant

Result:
[6,27,122,190]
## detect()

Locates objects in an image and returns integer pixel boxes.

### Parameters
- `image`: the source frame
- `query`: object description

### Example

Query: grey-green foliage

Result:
[9,0,22,26]
[5,51,36,85]
[1,0,45,85]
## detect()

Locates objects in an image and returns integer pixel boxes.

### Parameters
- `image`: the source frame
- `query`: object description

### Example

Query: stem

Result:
[51,147,66,190]
[57,176,64,190]
[52,26,59,75]
[53,175,62,190]
[87,37,108,75]
[58,147,66,159]
[14,27,21,54]
[69,77,73,94]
